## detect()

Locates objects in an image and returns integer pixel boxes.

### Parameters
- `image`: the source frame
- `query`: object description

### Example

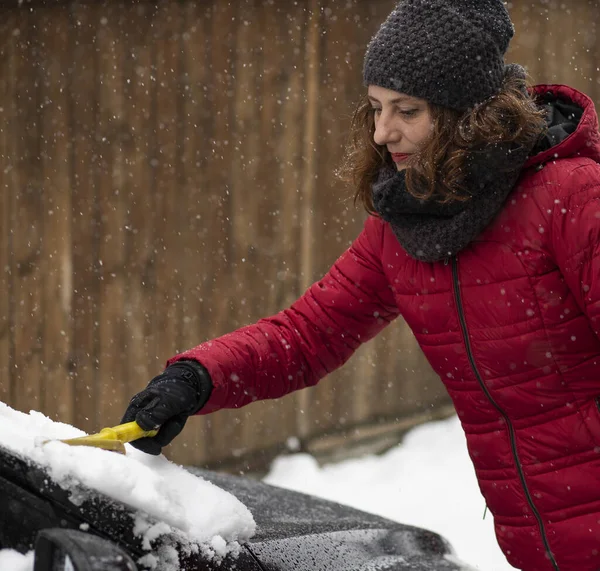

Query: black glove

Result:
[121,360,212,455]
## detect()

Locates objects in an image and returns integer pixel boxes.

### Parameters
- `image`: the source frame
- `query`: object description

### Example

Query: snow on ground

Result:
[0,405,515,571]
[0,402,255,571]
[264,415,516,571]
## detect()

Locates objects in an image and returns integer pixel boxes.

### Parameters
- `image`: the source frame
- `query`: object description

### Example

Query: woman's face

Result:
[367,85,433,170]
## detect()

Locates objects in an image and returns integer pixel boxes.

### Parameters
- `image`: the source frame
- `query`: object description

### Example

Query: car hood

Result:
[0,443,468,571]
[188,467,469,570]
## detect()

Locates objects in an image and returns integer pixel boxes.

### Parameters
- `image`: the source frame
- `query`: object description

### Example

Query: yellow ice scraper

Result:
[50,421,159,455]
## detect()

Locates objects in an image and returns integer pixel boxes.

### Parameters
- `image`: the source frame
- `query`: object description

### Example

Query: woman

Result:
[121,1,600,570]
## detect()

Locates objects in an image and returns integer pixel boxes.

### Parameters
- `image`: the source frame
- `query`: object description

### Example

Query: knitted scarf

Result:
[371,141,533,262]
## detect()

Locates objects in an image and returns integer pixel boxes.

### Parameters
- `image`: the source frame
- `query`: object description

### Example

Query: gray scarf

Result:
[372,139,534,262]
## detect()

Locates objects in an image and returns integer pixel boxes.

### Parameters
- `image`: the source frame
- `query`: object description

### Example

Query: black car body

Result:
[0,444,468,570]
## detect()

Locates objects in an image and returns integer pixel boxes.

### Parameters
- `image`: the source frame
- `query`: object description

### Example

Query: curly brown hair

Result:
[338,72,548,213]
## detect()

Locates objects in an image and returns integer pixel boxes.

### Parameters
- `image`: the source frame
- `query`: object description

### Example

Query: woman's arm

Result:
[549,163,600,339]
[168,215,400,414]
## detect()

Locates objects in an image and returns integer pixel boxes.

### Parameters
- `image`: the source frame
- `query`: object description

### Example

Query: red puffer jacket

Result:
[171,84,600,571]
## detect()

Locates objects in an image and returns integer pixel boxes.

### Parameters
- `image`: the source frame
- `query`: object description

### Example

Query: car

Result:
[0,442,469,570]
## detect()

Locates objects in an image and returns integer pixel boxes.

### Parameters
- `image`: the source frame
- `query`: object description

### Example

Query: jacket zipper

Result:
[450,257,560,571]
[596,397,600,415]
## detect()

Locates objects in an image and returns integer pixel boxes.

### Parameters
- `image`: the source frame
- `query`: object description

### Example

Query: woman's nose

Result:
[373,115,397,146]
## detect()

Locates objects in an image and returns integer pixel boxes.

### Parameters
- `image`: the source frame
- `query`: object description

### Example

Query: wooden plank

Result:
[154,2,183,345]
[11,10,44,414]
[121,2,157,414]
[226,0,264,459]
[543,0,598,94]
[244,0,309,456]
[306,403,457,463]
[506,0,545,80]
[95,3,129,426]
[38,6,73,422]
[565,2,597,101]
[152,0,182,361]
[178,4,212,357]
[591,0,600,107]
[176,0,214,465]
[201,0,236,344]
[542,1,575,85]
[199,0,239,466]
[309,0,364,435]
[0,14,14,403]
[70,2,100,433]
[296,0,321,440]
[266,1,305,312]
[229,0,261,327]
[150,0,186,459]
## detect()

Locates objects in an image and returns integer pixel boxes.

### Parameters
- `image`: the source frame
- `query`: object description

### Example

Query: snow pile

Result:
[0,550,34,571]
[0,402,255,570]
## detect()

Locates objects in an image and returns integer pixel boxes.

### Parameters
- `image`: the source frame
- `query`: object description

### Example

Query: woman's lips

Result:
[391,153,411,163]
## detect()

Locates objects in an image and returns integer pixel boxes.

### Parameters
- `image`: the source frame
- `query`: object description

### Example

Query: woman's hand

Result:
[120,360,212,455]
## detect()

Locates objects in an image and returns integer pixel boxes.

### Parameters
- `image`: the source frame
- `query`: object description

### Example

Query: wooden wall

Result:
[0,0,598,469]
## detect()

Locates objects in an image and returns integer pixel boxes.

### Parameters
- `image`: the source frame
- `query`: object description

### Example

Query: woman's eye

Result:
[372,107,382,115]
[398,109,418,117]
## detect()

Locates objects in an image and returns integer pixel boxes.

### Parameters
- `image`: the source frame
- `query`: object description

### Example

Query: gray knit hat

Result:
[363,0,515,110]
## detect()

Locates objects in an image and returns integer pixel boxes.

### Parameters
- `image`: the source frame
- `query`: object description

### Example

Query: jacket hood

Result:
[525,84,600,169]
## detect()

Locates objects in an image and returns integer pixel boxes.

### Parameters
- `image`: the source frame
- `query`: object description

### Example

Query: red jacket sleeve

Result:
[549,161,600,339]
[168,216,400,414]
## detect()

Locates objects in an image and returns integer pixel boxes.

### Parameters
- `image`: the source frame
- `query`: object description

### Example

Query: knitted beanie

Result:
[363,0,515,110]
